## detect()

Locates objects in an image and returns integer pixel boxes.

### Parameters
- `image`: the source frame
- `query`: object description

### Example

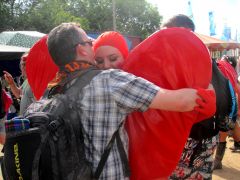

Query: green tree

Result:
[69,0,161,38]
[115,0,161,38]
[0,0,89,33]
[26,0,89,33]
[68,0,113,32]
[0,0,39,31]
[0,0,162,38]
[0,0,18,31]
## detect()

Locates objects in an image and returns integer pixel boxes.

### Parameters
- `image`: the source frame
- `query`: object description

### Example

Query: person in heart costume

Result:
[26,35,59,100]
[93,28,215,179]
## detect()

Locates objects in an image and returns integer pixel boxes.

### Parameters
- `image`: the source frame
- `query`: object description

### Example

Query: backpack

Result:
[189,60,237,140]
[1,68,130,180]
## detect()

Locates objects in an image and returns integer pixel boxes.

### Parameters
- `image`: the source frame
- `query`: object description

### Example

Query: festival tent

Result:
[0,42,31,77]
[0,44,29,60]
[0,44,29,53]
[0,31,45,76]
[195,33,240,51]
[0,45,28,76]
[195,33,240,58]
[0,31,45,48]
[0,44,29,59]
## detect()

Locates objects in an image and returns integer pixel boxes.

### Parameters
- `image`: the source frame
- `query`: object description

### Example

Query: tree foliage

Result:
[115,0,161,37]
[0,0,162,38]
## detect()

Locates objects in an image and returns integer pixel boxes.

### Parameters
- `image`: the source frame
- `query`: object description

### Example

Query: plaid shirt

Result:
[77,69,159,180]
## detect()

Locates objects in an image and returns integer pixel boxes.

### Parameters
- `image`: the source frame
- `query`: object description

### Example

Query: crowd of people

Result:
[0,14,239,180]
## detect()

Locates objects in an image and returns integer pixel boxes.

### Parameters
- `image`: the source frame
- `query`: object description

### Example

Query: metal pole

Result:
[112,0,116,31]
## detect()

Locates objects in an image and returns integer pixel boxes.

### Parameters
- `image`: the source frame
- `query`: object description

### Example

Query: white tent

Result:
[0,44,29,53]
[0,31,45,48]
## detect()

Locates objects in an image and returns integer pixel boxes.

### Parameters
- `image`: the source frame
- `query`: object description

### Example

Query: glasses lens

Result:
[78,40,92,47]
[87,41,93,46]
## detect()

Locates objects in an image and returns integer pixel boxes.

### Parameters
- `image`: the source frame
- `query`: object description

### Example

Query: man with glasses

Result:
[46,22,216,179]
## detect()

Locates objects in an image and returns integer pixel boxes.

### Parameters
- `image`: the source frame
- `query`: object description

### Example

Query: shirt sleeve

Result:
[109,70,159,112]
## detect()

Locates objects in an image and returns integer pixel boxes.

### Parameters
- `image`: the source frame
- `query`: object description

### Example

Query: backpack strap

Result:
[93,122,130,179]
[48,66,100,97]
[116,129,131,177]
[31,129,51,180]
[228,80,237,121]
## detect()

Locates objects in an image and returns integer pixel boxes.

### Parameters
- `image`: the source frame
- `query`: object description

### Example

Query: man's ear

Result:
[76,44,88,56]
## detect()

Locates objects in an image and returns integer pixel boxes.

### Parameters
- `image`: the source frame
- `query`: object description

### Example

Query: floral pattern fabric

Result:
[170,136,218,180]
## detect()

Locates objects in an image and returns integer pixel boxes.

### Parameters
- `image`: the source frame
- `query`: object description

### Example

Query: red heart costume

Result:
[122,28,212,179]
[26,35,59,100]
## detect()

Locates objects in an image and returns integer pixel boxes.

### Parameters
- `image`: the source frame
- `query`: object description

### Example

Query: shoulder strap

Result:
[93,122,130,179]
[62,67,99,90]
[116,129,131,177]
[228,80,237,121]
[48,67,100,97]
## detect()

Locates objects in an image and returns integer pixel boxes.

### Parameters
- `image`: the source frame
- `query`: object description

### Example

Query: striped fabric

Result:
[5,117,30,133]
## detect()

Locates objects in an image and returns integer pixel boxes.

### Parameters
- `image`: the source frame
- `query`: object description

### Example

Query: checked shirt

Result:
[77,69,159,180]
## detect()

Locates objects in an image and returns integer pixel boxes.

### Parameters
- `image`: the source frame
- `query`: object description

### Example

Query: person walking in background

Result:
[45,22,215,179]
[3,52,35,115]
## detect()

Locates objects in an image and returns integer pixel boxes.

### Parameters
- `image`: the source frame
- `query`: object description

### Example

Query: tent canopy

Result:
[0,44,29,53]
[0,44,29,61]
[195,33,240,51]
[0,31,45,48]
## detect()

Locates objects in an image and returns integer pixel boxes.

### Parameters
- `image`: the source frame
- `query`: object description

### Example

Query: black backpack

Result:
[189,60,237,140]
[1,68,129,180]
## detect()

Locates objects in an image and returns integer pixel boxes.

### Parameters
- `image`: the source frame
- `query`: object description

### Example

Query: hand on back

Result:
[195,84,216,120]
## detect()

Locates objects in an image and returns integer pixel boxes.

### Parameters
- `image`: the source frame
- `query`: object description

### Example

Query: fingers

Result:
[3,71,14,84]
[3,71,12,78]
[195,98,205,107]
[194,88,216,120]
[3,71,10,76]
[194,105,205,113]
[197,88,215,101]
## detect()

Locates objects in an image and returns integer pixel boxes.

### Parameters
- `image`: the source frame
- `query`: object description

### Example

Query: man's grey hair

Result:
[47,22,84,67]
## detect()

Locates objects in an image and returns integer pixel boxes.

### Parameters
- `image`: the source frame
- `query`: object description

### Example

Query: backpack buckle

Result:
[48,120,62,141]
[48,85,64,98]
[48,120,62,132]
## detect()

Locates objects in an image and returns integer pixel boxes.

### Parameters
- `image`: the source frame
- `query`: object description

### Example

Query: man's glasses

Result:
[78,40,93,47]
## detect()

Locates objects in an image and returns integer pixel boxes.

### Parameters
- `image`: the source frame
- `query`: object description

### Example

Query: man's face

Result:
[78,29,95,63]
